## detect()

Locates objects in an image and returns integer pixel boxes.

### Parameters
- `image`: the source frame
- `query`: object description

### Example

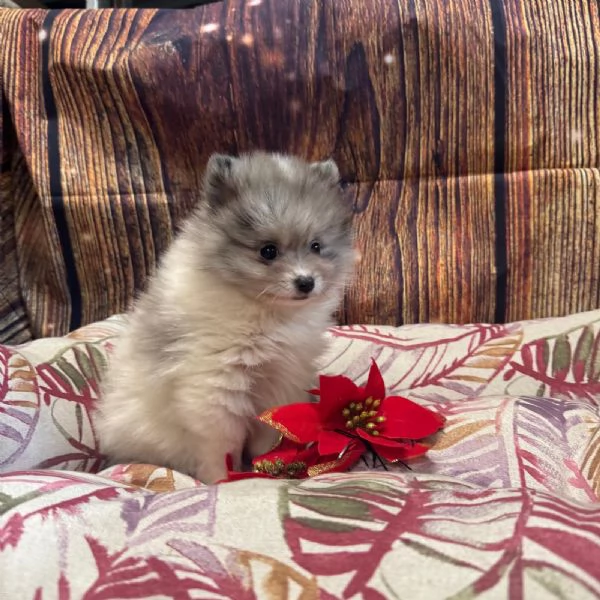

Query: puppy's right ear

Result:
[203,153,238,209]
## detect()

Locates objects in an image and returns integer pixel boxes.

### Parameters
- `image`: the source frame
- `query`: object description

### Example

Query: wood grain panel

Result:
[0,9,73,339]
[0,130,31,343]
[503,0,599,173]
[48,9,174,329]
[342,182,402,325]
[344,175,496,326]
[127,0,496,183]
[395,0,496,181]
[501,0,600,320]
[398,175,496,324]
[1,1,599,341]
[127,5,237,204]
[48,0,497,330]
[340,0,497,324]
[505,169,600,321]
[0,22,25,344]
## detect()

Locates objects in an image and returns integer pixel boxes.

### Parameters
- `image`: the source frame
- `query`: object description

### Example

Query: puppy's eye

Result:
[260,244,278,261]
[310,241,321,254]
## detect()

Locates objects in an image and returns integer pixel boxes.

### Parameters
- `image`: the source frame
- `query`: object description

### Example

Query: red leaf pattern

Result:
[0,512,24,550]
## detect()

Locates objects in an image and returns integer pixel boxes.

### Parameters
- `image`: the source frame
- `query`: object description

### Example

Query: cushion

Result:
[1,310,600,597]
[2,3,600,343]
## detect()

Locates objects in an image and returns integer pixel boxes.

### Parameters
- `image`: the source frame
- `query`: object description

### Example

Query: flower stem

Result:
[334,428,389,472]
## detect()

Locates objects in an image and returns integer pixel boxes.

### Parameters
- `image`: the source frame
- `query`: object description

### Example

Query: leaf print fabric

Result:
[2,309,600,598]
[0,316,125,473]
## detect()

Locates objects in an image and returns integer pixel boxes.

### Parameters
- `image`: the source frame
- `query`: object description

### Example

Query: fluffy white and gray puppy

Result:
[96,152,356,483]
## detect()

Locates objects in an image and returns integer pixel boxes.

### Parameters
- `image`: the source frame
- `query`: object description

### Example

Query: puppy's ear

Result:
[203,153,238,209]
[310,159,340,185]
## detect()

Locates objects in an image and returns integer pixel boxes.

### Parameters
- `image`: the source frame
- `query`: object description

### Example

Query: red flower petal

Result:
[376,442,430,462]
[353,433,432,462]
[259,403,322,443]
[356,428,407,447]
[252,439,329,479]
[318,429,352,456]
[364,359,386,400]
[307,439,366,476]
[255,437,314,461]
[380,396,445,439]
[317,374,363,426]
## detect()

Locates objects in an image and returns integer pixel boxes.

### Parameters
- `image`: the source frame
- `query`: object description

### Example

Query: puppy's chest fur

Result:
[183,312,326,418]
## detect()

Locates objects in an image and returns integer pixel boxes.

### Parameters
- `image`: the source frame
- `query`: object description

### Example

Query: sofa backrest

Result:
[1,1,599,341]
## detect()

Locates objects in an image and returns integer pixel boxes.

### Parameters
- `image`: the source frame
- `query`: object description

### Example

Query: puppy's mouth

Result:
[263,291,319,305]
[283,293,314,303]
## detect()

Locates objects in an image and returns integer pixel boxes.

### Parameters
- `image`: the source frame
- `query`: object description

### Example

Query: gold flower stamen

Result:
[254,458,307,478]
[340,396,386,435]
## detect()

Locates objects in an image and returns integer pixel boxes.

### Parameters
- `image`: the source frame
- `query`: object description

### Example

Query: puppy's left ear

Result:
[310,159,340,185]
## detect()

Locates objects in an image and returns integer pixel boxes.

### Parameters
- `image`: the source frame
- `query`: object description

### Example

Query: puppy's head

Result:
[196,152,355,306]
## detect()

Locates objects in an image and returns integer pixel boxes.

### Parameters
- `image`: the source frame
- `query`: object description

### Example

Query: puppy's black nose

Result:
[294,276,315,294]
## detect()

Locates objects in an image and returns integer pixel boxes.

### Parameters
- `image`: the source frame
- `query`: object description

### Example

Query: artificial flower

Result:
[258,360,445,465]
[222,360,445,482]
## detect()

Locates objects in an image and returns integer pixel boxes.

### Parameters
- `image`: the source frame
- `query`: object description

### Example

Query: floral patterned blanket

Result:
[1,311,600,598]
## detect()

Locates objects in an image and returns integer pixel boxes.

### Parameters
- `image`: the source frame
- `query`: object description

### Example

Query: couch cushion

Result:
[1,310,600,597]
[2,310,600,495]
[1,470,600,598]
[0,316,125,473]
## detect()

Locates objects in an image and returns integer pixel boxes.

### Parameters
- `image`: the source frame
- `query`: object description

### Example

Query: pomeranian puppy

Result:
[96,152,355,483]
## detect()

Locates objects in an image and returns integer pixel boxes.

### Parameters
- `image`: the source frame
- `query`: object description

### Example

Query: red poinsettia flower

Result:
[259,360,445,464]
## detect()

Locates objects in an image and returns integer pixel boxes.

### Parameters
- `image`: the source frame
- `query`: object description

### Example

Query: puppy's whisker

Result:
[267,285,287,308]
[254,284,279,301]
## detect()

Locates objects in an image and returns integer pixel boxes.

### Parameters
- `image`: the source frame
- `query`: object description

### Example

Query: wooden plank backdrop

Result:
[0,0,598,341]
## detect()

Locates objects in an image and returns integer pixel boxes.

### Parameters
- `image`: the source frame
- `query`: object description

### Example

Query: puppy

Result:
[96,152,356,483]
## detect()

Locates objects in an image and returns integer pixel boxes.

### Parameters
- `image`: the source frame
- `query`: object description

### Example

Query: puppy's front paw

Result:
[194,454,235,484]
[194,440,243,484]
